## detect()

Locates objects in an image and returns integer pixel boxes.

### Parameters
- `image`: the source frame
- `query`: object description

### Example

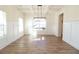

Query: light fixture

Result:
[33,5,45,19]
[37,5,42,18]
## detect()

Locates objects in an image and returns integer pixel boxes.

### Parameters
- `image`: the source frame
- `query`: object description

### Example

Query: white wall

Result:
[38,10,56,35]
[24,13,33,35]
[63,6,79,50]
[0,6,24,49]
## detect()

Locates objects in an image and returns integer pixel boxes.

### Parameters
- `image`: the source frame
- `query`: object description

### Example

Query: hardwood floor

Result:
[0,35,79,54]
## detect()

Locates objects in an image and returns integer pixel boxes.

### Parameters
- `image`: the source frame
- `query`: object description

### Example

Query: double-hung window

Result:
[32,17,46,30]
[0,11,7,38]
[18,17,23,33]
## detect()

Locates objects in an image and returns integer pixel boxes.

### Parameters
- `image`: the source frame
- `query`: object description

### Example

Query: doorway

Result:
[58,13,63,39]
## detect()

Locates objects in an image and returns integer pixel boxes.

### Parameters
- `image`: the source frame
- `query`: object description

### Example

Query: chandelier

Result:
[33,5,45,19]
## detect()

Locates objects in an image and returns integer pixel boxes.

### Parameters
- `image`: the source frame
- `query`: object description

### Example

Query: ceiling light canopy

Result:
[37,5,42,6]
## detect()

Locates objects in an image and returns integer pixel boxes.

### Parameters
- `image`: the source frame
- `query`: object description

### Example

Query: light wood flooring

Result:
[0,35,79,54]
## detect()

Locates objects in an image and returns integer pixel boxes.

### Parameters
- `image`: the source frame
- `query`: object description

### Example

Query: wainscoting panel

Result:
[63,21,79,50]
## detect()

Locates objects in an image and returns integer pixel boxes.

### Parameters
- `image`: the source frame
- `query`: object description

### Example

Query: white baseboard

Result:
[63,39,79,50]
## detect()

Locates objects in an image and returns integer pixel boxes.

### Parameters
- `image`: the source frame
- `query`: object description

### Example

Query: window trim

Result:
[18,17,23,33]
[32,17,46,30]
[0,10,7,38]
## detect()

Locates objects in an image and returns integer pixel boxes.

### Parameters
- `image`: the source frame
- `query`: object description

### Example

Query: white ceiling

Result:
[17,5,63,16]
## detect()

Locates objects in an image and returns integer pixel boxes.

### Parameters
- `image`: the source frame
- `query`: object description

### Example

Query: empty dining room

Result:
[0,5,79,54]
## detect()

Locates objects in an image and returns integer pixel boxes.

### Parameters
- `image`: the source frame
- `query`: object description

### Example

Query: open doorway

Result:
[58,13,63,39]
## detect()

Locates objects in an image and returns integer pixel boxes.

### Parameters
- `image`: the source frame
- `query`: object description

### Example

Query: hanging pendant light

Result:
[37,5,46,19]
[33,5,43,19]
[37,5,42,18]
[33,5,46,19]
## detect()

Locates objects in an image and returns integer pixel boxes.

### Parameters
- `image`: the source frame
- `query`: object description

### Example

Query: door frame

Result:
[58,13,63,39]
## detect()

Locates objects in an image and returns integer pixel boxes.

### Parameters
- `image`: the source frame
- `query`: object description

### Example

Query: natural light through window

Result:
[32,17,46,30]
[18,17,23,33]
[28,18,46,39]
[0,11,7,38]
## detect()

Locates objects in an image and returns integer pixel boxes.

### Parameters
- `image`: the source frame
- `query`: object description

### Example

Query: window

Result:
[32,17,46,30]
[0,11,7,37]
[18,17,23,32]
